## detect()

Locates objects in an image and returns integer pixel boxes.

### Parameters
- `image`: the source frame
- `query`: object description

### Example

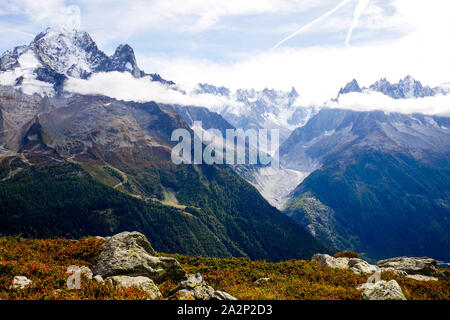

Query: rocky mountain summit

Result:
[338,79,362,95]
[193,83,318,142]
[337,75,447,99]
[0,26,173,95]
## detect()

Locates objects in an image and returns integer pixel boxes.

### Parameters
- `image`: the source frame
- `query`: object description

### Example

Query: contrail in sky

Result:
[271,0,370,50]
[345,0,370,47]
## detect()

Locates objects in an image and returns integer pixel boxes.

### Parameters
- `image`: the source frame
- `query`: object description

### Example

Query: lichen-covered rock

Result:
[168,273,236,300]
[312,254,377,274]
[93,231,186,284]
[93,275,104,282]
[254,277,271,286]
[311,253,349,269]
[405,274,439,281]
[80,266,93,280]
[361,280,406,300]
[167,289,196,300]
[356,282,374,291]
[212,290,238,300]
[376,257,444,278]
[379,267,408,276]
[11,276,32,290]
[106,275,162,299]
[348,258,378,275]
[173,273,215,300]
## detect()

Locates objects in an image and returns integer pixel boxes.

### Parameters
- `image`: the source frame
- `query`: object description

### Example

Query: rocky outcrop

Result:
[348,258,377,275]
[80,266,93,280]
[254,278,271,286]
[212,291,238,300]
[312,254,445,280]
[377,267,408,276]
[93,231,187,284]
[106,275,162,299]
[405,275,438,282]
[361,280,406,300]
[11,276,32,289]
[168,273,237,301]
[376,257,445,278]
[93,275,104,283]
[311,254,377,274]
[93,232,237,300]
[311,254,349,269]
[167,289,195,300]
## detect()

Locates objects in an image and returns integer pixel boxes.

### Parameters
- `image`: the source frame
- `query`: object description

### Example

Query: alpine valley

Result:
[1,26,449,264]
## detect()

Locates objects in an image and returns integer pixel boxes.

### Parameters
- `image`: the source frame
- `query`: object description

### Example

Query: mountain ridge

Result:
[281,108,450,260]
[0,83,332,261]
[0,26,174,95]
[337,76,448,100]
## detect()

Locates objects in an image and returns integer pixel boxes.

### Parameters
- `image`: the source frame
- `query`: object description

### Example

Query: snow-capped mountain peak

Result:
[191,83,318,143]
[338,79,362,95]
[288,87,299,99]
[31,26,108,79]
[193,83,231,96]
[0,26,177,96]
[368,75,438,99]
[110,44,141,78]
[336,75,445,100]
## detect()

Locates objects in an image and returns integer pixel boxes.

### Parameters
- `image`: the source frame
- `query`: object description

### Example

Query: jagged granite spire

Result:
[339,79,362,95]
[193,83,231,96]
[369,75,437,99]
[337,76,442,99]
[110,44,141,78]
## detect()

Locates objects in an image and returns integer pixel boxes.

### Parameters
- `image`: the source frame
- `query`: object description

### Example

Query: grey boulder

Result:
[93,231,186,284]
[311,254,349,269]
[312,254,377,274]
[80,266,93,280]
[361,280,406,300]
[212,290,238,300]
[254,277,271,286]
[169,273,236,300]
[348,258,378,275]
[106,275,162,299]
[11,276,32,290]
[376,257,444,278]
[405,274,439,282]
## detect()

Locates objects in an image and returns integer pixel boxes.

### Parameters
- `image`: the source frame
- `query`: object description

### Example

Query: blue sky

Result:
[1,0,450,101]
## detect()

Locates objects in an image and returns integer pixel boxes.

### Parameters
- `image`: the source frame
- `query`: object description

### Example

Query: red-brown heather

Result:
[0,236,449,300]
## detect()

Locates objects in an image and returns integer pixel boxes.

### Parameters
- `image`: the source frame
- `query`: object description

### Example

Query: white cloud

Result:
[64,70,450,118]
[141,0,450,108]
[345,0,371,47]
[327,91,450,116]
[65,71,242,109]
[40,0,326,40]
[0,0,80,27]
[271,0,353,49]
[0,0,337,47]
[3,0,450,117]
[142,37,450,103]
